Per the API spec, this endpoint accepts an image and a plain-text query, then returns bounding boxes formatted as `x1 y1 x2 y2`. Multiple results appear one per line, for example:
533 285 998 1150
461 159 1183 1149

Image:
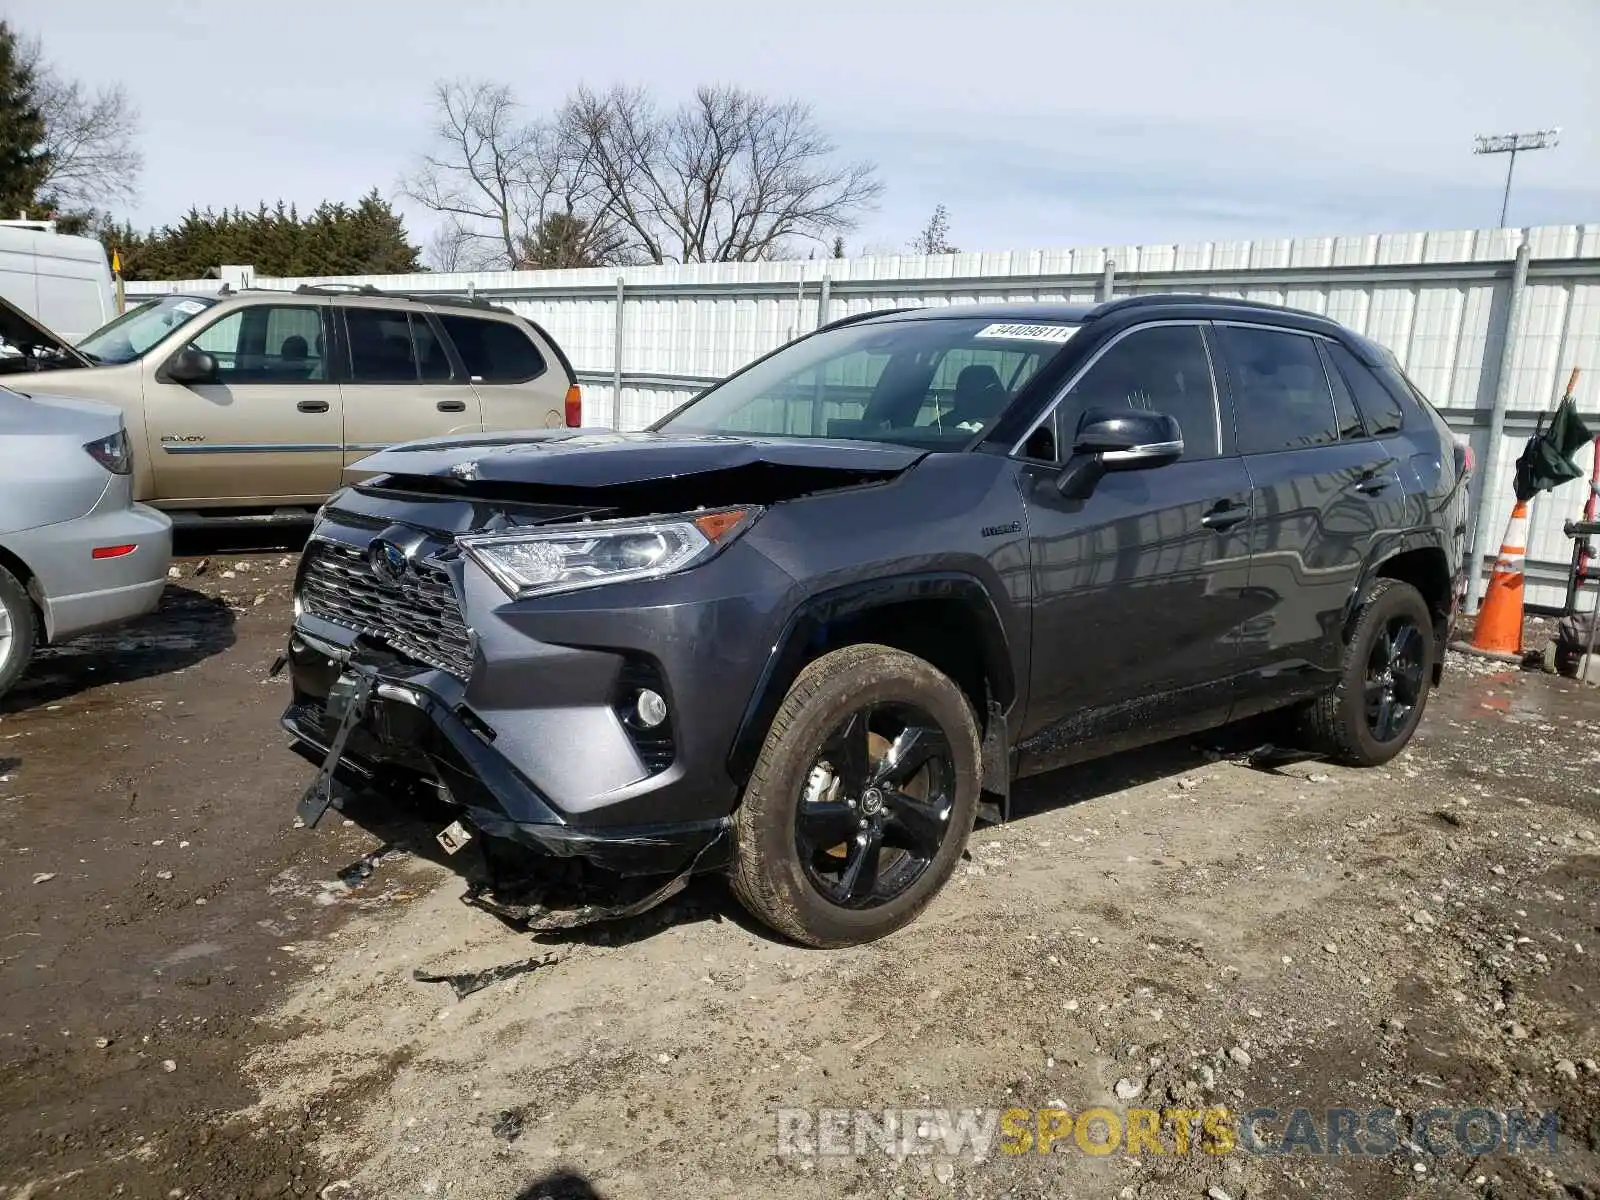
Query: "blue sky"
12 0 1598 256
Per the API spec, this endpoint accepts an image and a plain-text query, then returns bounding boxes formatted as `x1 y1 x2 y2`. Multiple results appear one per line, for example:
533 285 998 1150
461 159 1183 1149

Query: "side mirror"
166 347 218 385
1074 408 1183 465
1056 407 1183 497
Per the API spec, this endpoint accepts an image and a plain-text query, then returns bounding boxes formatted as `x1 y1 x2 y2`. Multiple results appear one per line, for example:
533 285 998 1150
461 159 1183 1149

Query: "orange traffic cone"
1470 499 1530 658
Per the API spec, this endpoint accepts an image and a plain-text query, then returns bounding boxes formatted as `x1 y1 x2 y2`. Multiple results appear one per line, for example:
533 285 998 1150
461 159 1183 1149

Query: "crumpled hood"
348 429 927 489
0 294 94 368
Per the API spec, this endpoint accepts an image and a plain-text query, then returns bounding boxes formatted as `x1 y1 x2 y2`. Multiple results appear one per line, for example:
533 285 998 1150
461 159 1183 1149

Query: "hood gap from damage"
360 459 905 529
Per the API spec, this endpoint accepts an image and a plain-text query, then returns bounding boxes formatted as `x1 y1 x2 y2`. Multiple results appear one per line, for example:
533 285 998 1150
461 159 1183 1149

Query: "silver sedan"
0 386 173 699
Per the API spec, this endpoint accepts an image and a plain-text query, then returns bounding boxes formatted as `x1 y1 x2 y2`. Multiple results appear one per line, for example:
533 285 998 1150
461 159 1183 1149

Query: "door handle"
1354 461 1397 494
1354 457 1398 494
1201 502 1252 531
436 399 467 413
297 400 330 414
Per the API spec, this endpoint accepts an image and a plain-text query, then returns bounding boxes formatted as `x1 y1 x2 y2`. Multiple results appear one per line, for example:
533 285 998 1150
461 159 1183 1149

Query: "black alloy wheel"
1365 614 1427 742
794 702 957 909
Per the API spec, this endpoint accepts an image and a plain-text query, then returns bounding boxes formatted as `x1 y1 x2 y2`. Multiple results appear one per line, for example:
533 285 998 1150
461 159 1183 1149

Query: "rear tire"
729 644 981 948
0 565 38 702
1302 578 1435 766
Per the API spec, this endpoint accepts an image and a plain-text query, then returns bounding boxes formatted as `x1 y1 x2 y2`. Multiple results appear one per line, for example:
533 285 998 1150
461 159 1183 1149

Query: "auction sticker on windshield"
974 323 1078 342
173 300 207 315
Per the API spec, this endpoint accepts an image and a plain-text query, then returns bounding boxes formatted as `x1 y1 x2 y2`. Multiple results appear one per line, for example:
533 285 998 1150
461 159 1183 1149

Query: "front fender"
724 570 1017 790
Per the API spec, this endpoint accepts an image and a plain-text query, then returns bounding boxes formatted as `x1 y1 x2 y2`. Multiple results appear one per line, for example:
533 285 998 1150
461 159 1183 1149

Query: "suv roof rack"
1091 292 1330 321
290 283 506 313
291 282 369 294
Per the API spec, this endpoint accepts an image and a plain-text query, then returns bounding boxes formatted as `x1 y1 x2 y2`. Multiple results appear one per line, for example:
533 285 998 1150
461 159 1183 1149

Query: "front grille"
298 539 474 679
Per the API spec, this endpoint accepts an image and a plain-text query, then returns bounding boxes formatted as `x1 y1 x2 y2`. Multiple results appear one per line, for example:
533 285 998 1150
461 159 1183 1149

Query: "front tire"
0 565 38 702
729 644 981 948
1303 578 1435 766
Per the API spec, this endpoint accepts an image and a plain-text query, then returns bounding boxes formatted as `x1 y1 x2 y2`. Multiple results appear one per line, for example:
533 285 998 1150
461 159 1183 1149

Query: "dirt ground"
1 546 1597 1200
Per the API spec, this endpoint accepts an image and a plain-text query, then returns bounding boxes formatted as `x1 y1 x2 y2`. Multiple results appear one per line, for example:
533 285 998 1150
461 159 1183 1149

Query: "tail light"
1454 436 1474 479
564 383 582 428
84 429 132 475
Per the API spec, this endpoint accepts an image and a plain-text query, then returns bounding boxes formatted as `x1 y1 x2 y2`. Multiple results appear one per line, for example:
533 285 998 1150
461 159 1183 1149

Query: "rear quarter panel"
0 402 116 535
3 365 154 499
466 320 572 434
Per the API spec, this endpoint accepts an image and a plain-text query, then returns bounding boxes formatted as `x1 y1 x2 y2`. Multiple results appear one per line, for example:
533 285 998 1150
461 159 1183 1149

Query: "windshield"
653 317 1078 448
77 295 215 364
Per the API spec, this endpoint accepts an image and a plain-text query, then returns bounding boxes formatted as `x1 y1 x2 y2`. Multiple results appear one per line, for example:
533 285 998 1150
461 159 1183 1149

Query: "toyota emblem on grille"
368 540 409 589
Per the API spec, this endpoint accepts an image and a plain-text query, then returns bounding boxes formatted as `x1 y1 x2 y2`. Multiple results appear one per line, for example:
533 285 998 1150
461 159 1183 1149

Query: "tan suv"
0 285 580 522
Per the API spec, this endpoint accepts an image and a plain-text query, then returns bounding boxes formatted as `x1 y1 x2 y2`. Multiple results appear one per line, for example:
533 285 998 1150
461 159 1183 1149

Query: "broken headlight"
458 507 759 600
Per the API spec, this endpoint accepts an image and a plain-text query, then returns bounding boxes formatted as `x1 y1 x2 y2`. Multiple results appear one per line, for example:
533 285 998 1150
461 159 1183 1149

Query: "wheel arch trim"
1351 531 1458 685
725 571 1016 790
1350 531 1456 626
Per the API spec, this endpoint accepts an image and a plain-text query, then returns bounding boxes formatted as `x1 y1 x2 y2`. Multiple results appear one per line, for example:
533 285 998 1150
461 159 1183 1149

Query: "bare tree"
407 80 880 268
19 33 142 209
401 79 626 270
566 84 881 264
424 218 482 272
910 204 957 255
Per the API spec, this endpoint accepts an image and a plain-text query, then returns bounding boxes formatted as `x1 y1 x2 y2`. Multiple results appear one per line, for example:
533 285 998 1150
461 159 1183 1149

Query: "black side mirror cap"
1073 407 1183 468
166 347 218 385
1055 407 1184 498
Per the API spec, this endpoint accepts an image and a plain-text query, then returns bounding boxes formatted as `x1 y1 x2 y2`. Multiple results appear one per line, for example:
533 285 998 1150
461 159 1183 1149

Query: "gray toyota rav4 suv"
283 294 1470 946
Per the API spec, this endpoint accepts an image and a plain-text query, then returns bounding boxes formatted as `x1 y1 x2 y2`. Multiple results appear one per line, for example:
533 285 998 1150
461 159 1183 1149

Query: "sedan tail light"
84 429 133 475
1453 435 1474 479
564 383 582 428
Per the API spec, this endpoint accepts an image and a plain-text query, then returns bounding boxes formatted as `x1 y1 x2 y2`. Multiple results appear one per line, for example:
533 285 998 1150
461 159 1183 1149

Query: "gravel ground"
1 548 1596 1200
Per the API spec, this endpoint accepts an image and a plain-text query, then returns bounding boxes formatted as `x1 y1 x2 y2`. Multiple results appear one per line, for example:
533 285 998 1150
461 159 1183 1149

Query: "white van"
0 221 117 343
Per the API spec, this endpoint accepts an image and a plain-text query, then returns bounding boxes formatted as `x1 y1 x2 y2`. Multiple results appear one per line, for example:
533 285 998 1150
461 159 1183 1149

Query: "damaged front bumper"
280 630 731 878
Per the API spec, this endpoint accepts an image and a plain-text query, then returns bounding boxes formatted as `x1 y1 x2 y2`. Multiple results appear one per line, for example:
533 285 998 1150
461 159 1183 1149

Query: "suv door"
338 305 483 462
1015 322 1256 771
142 301 343 503
434 312 567 431
1212 322 1411 715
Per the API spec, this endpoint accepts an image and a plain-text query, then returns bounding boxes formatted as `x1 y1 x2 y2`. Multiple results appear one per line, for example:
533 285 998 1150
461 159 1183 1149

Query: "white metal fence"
128 223 1600 609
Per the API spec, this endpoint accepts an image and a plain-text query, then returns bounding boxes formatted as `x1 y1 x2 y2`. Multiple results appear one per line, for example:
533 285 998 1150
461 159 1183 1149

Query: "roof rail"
291 283 504 312
1092 292 1331 320
815 306 914 334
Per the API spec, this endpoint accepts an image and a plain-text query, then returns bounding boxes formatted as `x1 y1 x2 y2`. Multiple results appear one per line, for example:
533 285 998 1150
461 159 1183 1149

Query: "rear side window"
1217 326 1338 454
345 308 443 383
438 315 546 383
1316 341 1367 440
1062 324 1221 459
411 316 453 382
1326 342 1404 435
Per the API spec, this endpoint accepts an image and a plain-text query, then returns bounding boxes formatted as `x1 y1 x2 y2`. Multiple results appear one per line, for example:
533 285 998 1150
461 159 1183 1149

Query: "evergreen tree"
100 191 423 281
0 22 50 217
517 212 608 269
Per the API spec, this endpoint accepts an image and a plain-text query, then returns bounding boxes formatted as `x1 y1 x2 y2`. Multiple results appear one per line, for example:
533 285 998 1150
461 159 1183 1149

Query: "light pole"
1473 129 1560 227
